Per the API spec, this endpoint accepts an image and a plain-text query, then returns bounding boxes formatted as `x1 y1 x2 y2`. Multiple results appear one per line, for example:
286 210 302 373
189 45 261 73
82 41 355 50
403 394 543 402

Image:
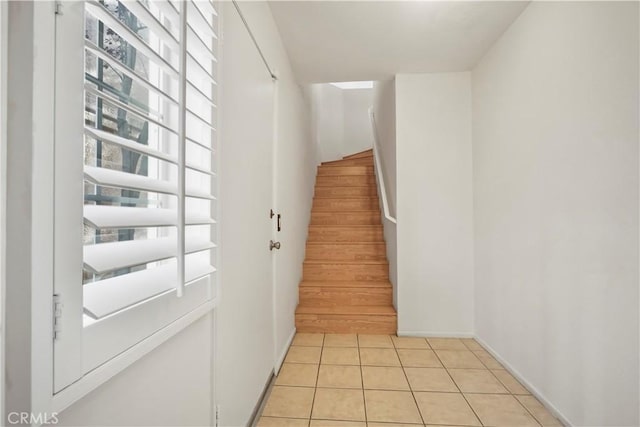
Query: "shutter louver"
83 0 217 319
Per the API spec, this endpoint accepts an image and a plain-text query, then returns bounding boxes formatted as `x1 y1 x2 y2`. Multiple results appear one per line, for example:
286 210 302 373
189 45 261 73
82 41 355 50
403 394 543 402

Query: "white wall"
312 84 373 162
343 88 374 156
372 79 397 306
472 2 639 426
396 72 474 336
314 83 344 162
373 80 396 214
54 316 213 426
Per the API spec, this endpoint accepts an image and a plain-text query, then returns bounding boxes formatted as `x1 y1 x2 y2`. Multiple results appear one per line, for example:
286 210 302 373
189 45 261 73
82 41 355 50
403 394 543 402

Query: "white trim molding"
397 331 474 338
274 327 296 376
52 300 216 414
473 335 574 427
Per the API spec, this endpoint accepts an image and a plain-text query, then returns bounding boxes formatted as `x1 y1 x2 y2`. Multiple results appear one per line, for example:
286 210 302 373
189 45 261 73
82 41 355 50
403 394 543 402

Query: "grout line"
393 336 427 426
432 347 486 427
356 334 368 425
308 343 323 423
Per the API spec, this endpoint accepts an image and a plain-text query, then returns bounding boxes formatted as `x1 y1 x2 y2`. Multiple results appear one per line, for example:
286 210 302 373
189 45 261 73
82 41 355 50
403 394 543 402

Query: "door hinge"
54 1 63 16
214 405 220 427
53 294 63 341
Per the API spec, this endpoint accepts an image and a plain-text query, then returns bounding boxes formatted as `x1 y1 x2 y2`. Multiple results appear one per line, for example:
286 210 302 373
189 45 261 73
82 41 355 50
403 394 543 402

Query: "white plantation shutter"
53 0 218 391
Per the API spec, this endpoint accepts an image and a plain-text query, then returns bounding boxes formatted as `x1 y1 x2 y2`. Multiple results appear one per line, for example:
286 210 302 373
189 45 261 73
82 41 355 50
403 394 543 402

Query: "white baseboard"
274 327 296 375
473 335 573 427
397 330 474 338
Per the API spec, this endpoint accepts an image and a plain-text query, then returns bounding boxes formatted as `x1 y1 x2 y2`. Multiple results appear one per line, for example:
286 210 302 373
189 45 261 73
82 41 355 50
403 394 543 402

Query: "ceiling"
268 1 529 83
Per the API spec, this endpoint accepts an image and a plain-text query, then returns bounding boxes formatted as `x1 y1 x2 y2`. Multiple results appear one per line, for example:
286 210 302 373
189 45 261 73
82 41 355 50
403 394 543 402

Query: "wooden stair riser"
322 159 373 167
300 287 392 306
343 149 374 160
303 263 389 281
295 313 396 334
317 166 374 176
315 186 377 198
313 198 379 210
300 280 392 288
306 243 386 261
297 148 396 334
315 175 377 186
310 211 381 226
307 227 383 243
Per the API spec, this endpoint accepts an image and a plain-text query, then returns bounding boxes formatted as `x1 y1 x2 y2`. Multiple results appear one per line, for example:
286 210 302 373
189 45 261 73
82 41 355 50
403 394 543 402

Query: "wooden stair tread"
297 148 396 334
314 195 378 199
315 185 376 187
304 259 388 264
296 304 396 315
321 161 373 167
300 280 392 288
311 208 380 215
343 149 373 159
309 224 382 228
306 241 385 245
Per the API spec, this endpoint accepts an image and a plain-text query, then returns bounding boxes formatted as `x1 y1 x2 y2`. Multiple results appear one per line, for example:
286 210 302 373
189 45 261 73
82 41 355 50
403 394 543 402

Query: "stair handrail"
368 107 397 224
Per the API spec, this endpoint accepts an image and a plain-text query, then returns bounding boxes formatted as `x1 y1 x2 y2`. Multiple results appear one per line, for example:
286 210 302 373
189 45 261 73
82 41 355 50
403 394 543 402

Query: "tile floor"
257 334 563 427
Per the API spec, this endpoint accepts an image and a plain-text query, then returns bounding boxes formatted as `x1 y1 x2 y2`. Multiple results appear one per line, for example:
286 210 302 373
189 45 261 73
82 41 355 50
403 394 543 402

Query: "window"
53 0 218 392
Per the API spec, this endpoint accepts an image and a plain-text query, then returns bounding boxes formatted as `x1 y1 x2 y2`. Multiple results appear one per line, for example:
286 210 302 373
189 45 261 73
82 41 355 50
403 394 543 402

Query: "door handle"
270 240 281 251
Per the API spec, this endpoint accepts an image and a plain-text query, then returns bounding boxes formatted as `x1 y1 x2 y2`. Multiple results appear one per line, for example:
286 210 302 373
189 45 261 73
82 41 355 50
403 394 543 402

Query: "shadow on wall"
309 81 374 163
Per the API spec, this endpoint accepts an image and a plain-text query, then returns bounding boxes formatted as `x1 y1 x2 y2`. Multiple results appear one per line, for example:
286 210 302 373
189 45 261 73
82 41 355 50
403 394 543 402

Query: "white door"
217 3 276 426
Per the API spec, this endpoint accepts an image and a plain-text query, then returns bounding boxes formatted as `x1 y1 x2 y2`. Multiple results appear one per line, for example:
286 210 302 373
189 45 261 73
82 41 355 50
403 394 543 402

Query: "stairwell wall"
472 2 639 425
372 79 398 306
395 72 474 336
311 84 374 163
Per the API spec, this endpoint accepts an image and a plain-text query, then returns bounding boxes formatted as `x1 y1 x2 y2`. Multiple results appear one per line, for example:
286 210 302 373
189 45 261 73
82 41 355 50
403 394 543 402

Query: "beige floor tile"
312 388 366 421
465 393 539 426
358 334 394 348
448 369 509 394
370 424 425 427
293 333 325 347
360 348 401 366
404 367 458 392
516 395 563 426
391 336 430 349
262 386 315 419
317 365 362 389
473 350 503 369
258 417 309 427
364 390 423 424
286 346 322 364
324 334 358 348
427 338 467 350
310 420 365 427
461 338 484 351
361 366 409 390
414 392 480 426
321 347 361 365
276 363 319 387
397 349 442 368
491 369 531 395
435 350 484 369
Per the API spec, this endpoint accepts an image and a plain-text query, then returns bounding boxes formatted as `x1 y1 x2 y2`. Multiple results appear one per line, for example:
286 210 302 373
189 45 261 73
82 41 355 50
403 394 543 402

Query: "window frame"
22 0 220 416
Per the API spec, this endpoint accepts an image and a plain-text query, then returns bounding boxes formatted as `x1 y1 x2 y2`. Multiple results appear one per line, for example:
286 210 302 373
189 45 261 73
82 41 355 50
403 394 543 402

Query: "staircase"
295 149 397 334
